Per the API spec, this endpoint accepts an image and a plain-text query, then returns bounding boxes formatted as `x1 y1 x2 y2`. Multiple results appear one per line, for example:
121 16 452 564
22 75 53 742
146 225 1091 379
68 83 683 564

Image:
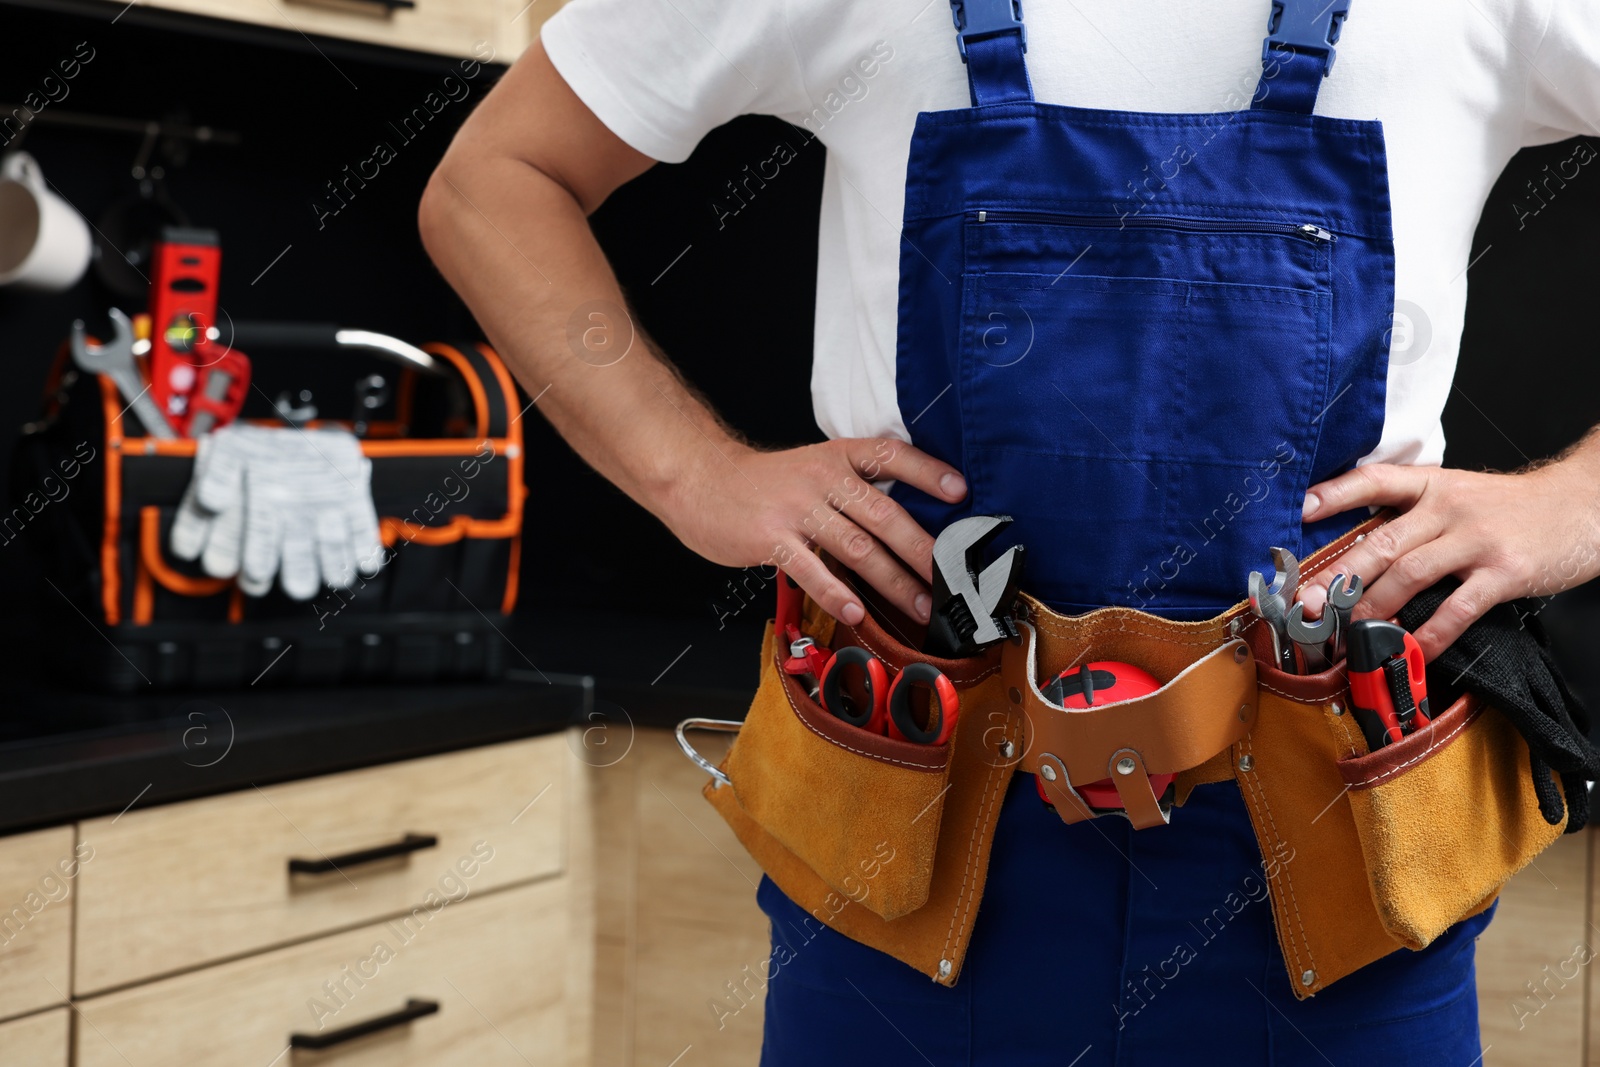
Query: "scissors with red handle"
819 647 960 746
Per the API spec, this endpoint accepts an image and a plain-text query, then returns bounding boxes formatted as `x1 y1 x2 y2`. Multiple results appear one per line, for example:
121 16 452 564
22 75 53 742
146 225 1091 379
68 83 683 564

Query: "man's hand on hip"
659 437 967 627
1298 441 1600 660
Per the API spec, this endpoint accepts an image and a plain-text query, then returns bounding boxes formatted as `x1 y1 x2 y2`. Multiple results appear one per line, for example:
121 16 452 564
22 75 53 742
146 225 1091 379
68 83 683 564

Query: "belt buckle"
1262 0 1350 77
950 0 1026 62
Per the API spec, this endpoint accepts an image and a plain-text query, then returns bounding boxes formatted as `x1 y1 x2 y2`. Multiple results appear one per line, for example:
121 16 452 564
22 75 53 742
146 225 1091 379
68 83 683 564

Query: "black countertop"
0 608 767 835
12 587 1597 838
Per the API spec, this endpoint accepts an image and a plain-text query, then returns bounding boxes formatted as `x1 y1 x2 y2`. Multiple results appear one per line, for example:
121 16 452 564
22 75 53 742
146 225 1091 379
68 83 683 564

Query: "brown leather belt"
815 511 1394 831
1014 628 1257 828
697 509 1565 997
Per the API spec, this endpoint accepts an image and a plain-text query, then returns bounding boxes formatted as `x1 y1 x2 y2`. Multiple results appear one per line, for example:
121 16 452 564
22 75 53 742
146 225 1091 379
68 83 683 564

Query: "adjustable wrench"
1285 601 1335 673
1247 547 1300 672
925 514 1026 658
71 309 177 439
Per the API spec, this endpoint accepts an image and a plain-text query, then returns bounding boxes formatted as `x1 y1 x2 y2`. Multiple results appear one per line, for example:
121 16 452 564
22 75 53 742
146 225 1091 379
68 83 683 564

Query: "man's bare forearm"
420 44 966 622
418 52 741 529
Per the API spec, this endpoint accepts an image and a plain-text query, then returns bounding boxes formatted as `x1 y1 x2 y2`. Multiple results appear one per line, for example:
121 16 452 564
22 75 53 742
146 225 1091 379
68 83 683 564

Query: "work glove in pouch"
170 424 385 600
1399 577 1600 832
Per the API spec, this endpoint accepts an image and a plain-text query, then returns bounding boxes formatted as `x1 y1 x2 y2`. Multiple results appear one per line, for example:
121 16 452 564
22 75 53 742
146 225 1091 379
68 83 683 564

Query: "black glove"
1397 577 1599 833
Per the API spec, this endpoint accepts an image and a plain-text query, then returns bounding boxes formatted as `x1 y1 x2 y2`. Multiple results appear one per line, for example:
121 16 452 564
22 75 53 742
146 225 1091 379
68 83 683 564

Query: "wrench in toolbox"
71 309 176 440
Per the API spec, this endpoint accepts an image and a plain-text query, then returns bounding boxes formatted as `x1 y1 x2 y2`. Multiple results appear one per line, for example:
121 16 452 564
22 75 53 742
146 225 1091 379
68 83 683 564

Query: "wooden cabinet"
7 722 1596 1064
0 732 577 1065
0 826 78 1021
0 1007 70 1066
75 879 566 1066
570 728 768 1067
75 735 565 995
1476 831 1592 1065
131 0 563 62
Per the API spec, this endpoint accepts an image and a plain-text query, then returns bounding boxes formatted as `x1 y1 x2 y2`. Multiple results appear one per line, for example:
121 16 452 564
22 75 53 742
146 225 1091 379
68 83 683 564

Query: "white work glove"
171 424 385 600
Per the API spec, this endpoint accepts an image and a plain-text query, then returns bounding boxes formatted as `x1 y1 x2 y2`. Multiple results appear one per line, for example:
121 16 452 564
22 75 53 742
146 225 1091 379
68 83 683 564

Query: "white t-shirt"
542 0 1600 467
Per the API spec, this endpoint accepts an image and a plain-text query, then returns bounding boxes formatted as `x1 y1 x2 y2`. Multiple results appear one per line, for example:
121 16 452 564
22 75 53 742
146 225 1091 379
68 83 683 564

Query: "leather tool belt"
683 512 1569 998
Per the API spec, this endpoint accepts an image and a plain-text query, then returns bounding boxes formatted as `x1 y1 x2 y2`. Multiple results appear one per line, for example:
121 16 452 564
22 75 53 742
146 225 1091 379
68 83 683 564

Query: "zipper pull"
1298 224 1335 242
977 210 987 223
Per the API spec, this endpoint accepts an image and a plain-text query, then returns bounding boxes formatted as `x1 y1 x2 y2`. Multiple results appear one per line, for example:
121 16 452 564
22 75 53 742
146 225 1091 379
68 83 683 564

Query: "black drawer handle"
291 0 417 11
288 832 438 875
290 998 439 1049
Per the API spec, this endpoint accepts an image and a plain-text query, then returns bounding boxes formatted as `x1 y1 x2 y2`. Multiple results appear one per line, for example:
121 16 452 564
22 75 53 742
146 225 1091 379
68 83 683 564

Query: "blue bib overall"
758 3 1492 1062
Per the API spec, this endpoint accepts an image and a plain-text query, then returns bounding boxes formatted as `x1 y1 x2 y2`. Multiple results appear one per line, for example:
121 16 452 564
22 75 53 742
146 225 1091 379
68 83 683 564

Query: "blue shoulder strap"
1253 0 1350 114
949 0 1348 114
950 0 1032 107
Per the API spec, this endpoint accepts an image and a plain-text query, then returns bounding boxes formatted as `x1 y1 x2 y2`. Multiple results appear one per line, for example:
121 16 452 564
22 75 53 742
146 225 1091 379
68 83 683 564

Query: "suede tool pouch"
1337 693 1564 950
703 586 1017 987
1233 511 1564 999
720 622 961 922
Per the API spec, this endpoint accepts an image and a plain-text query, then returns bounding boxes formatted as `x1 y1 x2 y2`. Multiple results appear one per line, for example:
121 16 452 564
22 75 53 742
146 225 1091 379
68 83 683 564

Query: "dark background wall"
0 2 1596 695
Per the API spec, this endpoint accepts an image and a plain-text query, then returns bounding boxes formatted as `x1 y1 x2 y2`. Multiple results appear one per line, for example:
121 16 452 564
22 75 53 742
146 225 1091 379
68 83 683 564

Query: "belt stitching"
1348 705 1482 789
942 712 1019 966
1236 733 1317 980
776 667 950 771
851 629 1001 687
1256 678 1345 703
1329 700 1362 757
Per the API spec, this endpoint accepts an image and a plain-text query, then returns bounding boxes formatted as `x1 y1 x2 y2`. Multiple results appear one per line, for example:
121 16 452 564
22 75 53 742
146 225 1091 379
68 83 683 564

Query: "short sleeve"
540 0 811 163
1523 1 1600 142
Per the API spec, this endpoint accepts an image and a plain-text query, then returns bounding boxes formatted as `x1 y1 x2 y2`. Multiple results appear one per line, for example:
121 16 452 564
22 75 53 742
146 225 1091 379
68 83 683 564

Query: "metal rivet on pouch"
1228 617 1242 638
1115 757 1136 776
999 740 1016 759
1234 644 1249 663
1238 755 1255 772
938 959 952 978
1301 970 1316 987
1330 702 1344 716
1041 764 1058 781
1239 705 1249 722
1008 687 1022 705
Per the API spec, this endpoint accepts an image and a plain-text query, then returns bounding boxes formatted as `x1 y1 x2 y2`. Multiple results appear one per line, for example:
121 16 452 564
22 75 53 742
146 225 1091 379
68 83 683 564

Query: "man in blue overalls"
421 1 1600 1061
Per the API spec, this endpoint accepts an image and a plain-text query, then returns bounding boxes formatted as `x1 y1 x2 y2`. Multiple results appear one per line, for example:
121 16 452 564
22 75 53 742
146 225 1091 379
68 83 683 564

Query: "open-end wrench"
1325 573 1364 661
71 308 176 440
1248 547 1300 672
1285 601 1335 673
925 514 1026 658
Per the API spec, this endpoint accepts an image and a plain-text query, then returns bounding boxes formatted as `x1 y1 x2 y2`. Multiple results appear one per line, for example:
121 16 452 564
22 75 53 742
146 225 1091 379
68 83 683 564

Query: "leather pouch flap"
1338 694 1564 950
722 624 956 921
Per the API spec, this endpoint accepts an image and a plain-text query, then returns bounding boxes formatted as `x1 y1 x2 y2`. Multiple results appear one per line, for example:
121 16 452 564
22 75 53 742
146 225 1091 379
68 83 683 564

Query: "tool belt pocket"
715 623 961 922
1240 626 1565 999
1336 692 1564 950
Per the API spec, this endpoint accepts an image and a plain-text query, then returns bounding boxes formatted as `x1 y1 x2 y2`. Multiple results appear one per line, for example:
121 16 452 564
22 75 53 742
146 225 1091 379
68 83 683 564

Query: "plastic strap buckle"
1262 0 1350 77
950 0 1025 62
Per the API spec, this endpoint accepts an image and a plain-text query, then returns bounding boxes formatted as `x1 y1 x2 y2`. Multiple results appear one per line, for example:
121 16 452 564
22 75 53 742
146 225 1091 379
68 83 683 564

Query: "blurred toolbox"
12 318 528 693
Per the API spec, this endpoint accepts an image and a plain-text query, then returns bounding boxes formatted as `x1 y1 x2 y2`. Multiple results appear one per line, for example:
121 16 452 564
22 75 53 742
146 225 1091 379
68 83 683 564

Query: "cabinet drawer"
137 0 553 62
76 735 565 994
0 1007 70 1066
0 826 79 1021
75 879 565 1066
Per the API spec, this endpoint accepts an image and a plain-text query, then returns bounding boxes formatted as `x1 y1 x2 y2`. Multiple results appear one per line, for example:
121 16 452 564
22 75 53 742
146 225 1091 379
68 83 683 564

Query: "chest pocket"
957 213 1335 614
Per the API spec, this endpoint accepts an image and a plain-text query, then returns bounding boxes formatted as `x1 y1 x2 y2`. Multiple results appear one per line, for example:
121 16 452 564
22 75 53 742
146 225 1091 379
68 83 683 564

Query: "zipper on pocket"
973 210 1335 243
